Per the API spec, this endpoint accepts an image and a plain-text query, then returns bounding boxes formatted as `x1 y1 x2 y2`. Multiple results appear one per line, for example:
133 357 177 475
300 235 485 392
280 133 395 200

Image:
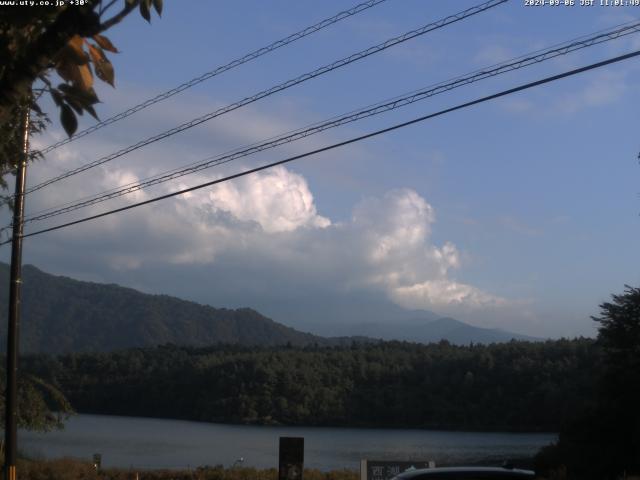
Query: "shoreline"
61 411 559 436
20 413 553 472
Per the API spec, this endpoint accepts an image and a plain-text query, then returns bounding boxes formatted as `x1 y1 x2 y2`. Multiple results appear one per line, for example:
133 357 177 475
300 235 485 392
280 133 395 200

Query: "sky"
2 0 639 338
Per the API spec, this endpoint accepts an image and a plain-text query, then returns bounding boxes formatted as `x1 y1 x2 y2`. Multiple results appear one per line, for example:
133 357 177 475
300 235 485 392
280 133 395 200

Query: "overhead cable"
25 0 508 195
3 49 638 245
21 20 640 224
37 0 391 155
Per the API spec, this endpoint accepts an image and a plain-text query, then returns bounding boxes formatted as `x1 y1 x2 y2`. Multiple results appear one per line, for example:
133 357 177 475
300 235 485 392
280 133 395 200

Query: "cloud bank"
20 160 508 319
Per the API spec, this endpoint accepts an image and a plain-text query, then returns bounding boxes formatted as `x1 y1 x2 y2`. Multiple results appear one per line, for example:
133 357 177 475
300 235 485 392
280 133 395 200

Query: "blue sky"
2 0 639 338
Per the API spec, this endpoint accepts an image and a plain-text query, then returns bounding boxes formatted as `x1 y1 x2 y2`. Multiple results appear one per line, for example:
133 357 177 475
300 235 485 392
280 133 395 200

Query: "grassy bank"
15 457 541 479
16 458 359 480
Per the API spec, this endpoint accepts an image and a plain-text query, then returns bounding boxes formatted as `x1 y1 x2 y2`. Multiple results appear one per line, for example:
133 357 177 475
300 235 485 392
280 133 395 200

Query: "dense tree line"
535 286 640 479
23 338 597 432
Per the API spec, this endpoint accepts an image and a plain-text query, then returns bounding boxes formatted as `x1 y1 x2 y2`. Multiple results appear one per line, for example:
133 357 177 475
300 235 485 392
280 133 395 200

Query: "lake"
20 414 556 471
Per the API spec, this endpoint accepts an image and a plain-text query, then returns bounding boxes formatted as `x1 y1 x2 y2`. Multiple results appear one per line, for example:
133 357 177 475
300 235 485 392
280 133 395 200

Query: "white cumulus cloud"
14 163 511 323
203 166 330 233
170 166 329 234
345 189 505 309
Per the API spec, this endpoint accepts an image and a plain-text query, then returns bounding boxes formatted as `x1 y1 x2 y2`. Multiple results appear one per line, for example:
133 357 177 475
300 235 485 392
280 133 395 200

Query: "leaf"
152 0 162 16
140 0 151 22
87 43 106 65
58 84 99 106
63 95 84 115
85 105 99 121
54 45 88 68
93 55 115 87
50 89 63 107
60 103 78 137
76 63 94 90
68 35 85 56
87 44 115 87
93 34 118 53
82 87 100 105
55 35 90 65
58 83 102 118
55 60 76 84
56 59 93 91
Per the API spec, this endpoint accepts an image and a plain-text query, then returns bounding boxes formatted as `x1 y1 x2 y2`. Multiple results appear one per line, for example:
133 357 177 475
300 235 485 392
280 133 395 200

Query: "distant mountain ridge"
0 263 332 353
254 291 539 344
348 316 540 344
0 263 538 353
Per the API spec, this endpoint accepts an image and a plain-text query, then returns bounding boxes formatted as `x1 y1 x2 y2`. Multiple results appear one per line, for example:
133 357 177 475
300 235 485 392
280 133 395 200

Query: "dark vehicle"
392 466 535 480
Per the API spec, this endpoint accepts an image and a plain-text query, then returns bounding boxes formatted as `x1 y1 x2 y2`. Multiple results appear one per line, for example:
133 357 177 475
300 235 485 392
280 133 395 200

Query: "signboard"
279 437 304 480
360 460 436 480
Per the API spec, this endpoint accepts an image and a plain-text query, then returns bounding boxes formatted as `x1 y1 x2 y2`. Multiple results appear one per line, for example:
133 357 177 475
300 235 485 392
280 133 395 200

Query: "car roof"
393 466 535 479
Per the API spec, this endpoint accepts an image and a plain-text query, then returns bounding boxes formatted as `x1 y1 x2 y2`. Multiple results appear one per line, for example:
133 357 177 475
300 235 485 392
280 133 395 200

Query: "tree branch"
99 1 139 32
99 0 119 17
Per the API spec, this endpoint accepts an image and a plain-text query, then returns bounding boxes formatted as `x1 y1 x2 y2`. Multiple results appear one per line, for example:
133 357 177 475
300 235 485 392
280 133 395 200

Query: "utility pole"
4 105 30 480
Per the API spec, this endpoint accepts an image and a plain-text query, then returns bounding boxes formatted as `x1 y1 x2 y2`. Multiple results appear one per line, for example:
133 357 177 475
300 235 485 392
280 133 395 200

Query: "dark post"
4 106 30 480
278 437 304 480
93 453 102 473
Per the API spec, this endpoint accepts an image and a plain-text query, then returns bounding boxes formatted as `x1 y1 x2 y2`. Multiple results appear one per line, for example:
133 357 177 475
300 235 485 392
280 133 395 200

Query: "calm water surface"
21 414 556 471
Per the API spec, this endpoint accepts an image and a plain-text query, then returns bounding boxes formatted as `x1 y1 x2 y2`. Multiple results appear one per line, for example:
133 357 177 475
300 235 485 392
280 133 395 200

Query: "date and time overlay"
525 0 640 6
2 0 640 8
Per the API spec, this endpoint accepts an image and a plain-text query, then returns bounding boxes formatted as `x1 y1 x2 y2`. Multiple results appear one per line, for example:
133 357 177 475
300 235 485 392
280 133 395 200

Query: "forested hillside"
0 264 331 352
24 338 597 432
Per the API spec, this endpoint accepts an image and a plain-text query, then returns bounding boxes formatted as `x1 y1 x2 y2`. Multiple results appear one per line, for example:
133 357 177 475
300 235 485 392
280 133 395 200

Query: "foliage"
593 285 640 376
0 0 161 195
535 286 640 479
0 367 73 432
23 338 597 433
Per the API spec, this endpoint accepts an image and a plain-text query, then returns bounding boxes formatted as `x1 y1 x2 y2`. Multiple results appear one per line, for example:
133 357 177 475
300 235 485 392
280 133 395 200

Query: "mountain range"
0 263 538 353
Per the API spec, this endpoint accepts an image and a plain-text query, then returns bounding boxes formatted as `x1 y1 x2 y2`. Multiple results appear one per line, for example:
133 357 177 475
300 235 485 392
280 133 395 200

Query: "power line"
25 0 508 195
20 20 640 225
24 19 640 221
36 0 390 155
4 48 638 246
